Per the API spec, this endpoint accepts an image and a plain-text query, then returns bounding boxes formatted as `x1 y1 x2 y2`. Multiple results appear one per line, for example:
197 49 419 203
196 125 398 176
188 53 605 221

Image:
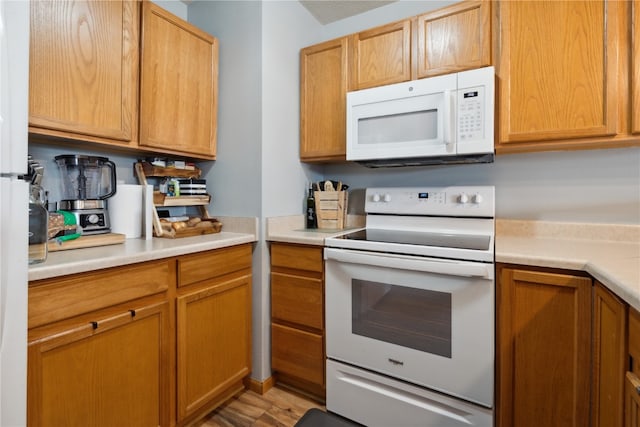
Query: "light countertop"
267 216 640 312
29 216 258 282
496 220 640 312
266 215 365 246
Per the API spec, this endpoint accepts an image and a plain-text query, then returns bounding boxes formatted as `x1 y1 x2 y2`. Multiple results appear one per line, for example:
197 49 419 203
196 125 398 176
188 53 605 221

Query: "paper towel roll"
109 184 143 238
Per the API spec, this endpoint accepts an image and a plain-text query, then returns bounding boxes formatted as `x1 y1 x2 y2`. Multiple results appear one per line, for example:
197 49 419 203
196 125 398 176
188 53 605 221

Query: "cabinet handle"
90 321 98 330
129 309 136 318
628 372 640 395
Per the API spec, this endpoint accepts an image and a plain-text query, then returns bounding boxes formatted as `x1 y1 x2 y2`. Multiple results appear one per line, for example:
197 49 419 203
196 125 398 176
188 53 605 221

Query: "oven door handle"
325 248 494 279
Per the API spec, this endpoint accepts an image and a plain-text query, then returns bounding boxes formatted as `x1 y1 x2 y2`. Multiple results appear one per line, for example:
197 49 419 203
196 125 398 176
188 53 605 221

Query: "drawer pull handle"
90 321 98 330
129 309 136 318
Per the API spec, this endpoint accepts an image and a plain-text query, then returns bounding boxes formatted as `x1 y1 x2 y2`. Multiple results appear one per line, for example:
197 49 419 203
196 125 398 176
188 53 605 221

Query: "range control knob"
372 193 381 202
472 193 483 204
383 193 392 202
87 214 100 224
458 193 469 204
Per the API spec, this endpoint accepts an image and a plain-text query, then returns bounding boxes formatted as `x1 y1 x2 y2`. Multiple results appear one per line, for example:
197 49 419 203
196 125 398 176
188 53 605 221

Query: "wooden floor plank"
194 386 325 427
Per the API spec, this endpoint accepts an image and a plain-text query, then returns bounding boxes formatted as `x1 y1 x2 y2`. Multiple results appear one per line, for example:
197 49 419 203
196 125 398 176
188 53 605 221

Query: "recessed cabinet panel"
496 0 619 144
497 266 591 427
351 20 413 90
300 37 349 162
29 0 139 144
417 0 490 78
28 301 169 427
140 2 218 158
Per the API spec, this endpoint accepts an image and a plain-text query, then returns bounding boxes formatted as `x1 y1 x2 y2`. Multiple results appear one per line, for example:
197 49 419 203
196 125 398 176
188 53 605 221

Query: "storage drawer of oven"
271 272 323 331
271 323 324 386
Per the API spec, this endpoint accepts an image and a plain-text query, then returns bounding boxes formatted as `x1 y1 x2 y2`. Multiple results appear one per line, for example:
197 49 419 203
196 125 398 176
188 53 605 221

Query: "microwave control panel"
457 87 485 142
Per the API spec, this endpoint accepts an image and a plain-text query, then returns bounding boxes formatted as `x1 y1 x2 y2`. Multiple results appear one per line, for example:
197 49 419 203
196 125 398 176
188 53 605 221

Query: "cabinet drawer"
29 259 173 328
271 243 323 273
271 323 324 386
177 244 251 287
271 272 323 331
630 308 640 376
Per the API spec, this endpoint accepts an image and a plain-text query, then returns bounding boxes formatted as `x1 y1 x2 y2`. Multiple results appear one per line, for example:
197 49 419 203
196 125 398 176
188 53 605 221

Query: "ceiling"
299 1 397 24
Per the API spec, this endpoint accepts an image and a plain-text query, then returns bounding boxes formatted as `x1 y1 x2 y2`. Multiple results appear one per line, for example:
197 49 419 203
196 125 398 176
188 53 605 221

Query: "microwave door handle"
325 248 493 279
443 90 456 153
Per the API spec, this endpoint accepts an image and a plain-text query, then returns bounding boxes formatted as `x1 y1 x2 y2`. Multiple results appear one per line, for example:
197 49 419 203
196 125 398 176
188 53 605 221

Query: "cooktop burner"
337 229 492 251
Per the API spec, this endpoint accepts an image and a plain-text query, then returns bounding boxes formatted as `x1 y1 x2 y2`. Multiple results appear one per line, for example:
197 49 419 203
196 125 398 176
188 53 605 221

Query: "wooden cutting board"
48 233 126 252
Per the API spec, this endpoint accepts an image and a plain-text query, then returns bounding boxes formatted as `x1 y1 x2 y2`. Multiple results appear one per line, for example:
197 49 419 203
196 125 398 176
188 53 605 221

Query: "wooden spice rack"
134 162 221 238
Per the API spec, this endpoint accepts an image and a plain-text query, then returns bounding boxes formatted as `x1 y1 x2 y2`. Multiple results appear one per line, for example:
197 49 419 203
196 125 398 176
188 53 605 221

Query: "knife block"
314 190 348 229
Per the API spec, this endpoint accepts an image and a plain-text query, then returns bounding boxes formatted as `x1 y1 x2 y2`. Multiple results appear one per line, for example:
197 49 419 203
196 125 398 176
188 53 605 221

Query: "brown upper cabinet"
300 37 349 162
139 2 218 159
350 19 414 90
416 0 491 78
29 0 140 147
29 0 219 160
632 1 640 135
494 0 638 153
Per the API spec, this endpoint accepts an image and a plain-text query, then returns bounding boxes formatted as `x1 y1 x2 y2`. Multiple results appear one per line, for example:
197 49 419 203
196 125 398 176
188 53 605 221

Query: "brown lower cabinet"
269 242 325 401
627 308 640 427
28 243 253 427
497 264 629 427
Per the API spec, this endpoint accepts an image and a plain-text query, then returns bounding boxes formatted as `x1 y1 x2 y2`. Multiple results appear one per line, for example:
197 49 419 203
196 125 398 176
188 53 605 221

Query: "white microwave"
346 66 495 167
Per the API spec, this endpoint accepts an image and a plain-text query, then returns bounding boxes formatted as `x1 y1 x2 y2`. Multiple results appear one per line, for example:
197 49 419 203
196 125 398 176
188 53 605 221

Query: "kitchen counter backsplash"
28 216 258 282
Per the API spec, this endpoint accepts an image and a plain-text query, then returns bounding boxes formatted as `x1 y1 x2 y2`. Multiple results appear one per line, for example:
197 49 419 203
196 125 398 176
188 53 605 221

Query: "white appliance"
324 186 495 426
0 1 29 425
347 67 495 167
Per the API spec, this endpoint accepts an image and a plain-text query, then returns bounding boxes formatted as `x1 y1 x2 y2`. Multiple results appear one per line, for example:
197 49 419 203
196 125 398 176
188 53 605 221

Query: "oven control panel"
365 186 495 217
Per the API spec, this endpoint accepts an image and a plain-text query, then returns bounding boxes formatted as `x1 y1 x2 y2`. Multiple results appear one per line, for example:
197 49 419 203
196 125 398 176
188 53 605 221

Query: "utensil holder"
314 190 348 229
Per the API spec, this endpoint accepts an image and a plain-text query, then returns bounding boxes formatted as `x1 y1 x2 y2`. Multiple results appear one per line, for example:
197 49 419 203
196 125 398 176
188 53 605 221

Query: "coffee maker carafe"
55 155 117 235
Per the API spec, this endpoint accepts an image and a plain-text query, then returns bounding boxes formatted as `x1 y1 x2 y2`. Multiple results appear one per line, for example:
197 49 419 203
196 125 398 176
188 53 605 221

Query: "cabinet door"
496 0 621 146
350 19 413 90
632 1 640 135
627 372 640 427
497 266 591 427
416 0 490 78
176 274 251 421
140 2 218 159
29 0 139 145
300 37 349 162
592 282 626 427
27 301 170 427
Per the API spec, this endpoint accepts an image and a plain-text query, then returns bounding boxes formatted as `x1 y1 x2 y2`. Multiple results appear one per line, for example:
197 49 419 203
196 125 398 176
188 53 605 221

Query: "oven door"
325 247 494 407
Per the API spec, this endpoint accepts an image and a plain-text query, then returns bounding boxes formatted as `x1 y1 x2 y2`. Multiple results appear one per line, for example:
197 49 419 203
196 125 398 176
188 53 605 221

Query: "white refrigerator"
0 1 29 426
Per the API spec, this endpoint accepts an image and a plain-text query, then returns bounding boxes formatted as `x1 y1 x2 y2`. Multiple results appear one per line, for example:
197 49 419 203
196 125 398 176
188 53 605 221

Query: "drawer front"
271 323 324 386
178 244 252 287
271 272 323 331
29 259 173 328
271 243 323 273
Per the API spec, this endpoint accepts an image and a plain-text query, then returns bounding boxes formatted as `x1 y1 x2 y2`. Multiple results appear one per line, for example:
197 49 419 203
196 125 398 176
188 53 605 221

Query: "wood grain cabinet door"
416 0 490 78
176 274 252 422
27 301 170 427
625 372 640 427
495 0 622 147
592 282 627 427
140 1 218 159
496 266 592 427
29 0 139 145
300 37 349 162
632 1 640 135
350 19 413 90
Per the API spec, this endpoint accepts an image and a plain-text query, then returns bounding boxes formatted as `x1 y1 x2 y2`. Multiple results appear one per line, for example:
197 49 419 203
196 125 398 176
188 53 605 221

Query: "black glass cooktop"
337 229 491 251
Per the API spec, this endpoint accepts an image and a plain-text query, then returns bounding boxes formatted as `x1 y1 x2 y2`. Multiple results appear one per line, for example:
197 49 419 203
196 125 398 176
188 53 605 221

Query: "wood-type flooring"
194 386 325 427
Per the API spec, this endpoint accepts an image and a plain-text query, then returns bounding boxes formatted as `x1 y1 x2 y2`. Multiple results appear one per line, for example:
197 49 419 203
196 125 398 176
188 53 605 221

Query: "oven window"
352 279 452 358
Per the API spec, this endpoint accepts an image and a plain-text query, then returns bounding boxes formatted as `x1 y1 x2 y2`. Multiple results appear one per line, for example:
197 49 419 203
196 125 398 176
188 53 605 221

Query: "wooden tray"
155 219 222 239
48 233 126 252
